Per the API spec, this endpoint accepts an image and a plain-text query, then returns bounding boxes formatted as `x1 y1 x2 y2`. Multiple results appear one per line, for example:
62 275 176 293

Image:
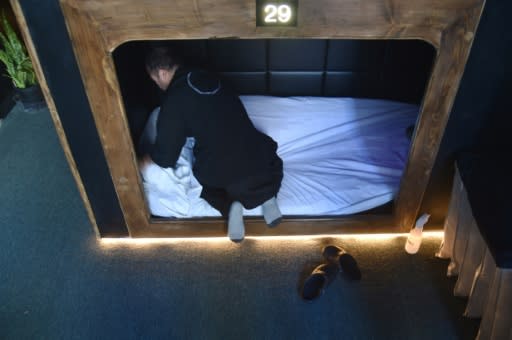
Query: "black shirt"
150 67 280 188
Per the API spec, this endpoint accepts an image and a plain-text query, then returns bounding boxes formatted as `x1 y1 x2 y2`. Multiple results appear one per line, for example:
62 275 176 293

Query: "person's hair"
145 45 182 73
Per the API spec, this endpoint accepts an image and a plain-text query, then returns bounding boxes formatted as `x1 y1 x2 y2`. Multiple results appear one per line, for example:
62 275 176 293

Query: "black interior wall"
17 0 128 237
14 0 507 235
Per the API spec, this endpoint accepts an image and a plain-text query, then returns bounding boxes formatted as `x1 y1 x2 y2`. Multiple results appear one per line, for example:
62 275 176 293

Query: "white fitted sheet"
140 96 419 218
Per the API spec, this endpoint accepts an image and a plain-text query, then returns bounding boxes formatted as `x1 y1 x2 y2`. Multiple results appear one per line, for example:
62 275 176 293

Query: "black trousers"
200 156 283 218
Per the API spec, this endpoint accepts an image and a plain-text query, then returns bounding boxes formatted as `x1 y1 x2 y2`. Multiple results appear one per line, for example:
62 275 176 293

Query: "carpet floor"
0 104 480 339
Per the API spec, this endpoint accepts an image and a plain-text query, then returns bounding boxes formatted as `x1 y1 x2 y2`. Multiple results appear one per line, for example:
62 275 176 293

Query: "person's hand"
138 154 153 173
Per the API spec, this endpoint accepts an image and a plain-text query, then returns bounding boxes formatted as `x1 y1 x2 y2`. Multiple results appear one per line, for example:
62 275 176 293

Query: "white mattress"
140 96 418 218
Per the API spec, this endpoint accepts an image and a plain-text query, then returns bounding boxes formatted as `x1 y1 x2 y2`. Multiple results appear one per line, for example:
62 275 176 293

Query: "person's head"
145 45 182 91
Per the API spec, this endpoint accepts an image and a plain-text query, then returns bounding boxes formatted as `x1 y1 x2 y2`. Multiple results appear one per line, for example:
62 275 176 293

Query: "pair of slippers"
301 245 362 301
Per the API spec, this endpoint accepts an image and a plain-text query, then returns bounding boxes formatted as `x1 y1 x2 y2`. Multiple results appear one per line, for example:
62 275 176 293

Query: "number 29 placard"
256 0 298 27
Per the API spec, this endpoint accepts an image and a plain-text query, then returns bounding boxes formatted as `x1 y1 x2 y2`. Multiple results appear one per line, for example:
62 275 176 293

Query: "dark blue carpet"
0 105 480 339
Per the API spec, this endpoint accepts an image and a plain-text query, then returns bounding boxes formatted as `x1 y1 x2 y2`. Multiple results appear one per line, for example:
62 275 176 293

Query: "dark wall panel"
326 40 386 71
115 39 434 107
19 0 128 237
268 39 326 71
208 39 267 71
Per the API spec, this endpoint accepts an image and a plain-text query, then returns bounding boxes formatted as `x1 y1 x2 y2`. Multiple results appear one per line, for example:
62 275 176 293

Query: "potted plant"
0 12 45 112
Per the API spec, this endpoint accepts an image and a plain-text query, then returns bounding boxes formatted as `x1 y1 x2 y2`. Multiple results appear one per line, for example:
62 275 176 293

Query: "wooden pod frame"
17 0 487 237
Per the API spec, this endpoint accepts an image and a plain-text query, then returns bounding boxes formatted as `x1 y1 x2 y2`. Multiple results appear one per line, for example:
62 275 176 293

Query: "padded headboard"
114 39 434 146
114 39 435 110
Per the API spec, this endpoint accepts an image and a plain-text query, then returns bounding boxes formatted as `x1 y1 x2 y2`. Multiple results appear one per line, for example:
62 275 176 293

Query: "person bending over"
139 45 283 242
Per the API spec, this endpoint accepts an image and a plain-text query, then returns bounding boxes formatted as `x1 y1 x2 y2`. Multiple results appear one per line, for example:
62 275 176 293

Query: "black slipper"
322 245 362 280
300 262 339 301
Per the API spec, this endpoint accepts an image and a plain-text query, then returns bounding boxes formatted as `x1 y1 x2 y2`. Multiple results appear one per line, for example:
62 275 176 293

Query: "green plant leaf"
0 11 37 88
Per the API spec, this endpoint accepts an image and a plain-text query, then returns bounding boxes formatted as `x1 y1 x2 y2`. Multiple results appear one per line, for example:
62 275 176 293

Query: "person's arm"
149 95 187 168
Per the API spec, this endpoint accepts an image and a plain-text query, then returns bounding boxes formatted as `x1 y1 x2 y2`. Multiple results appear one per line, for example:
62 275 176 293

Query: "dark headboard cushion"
113 38 435 141
269 72 323 96
219 72 267 94
324 72 377 98
208 40 266 71
268 40 326 70
325 40 386 97
114 38 434 100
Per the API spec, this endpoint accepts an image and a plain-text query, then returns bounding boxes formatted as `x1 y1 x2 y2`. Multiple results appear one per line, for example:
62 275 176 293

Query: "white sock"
228 201 245 242
262 197 282 227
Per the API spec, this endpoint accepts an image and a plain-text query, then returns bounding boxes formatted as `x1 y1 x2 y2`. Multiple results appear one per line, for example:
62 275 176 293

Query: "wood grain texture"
395 7 484 231
61 0 484 50
59 2 150 235
141 215 398 238
56 0 484 237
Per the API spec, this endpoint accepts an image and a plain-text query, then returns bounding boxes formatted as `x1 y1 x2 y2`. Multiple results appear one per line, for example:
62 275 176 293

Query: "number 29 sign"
256 0 298 27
